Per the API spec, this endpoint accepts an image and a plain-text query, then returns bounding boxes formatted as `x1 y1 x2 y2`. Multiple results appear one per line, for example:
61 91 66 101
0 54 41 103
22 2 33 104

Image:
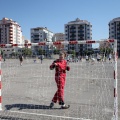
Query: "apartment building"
109 17 120 56
0 17 23 57
64 18 92 55
53 33 65 50
31 27 54 55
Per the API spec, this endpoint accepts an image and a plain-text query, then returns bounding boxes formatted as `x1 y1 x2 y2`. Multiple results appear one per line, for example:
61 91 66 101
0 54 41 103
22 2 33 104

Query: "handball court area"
0 57 120 120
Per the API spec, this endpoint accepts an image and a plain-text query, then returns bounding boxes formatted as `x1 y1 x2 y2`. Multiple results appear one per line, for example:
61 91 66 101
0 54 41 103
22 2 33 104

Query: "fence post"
113 39 118 120
0 48 2 110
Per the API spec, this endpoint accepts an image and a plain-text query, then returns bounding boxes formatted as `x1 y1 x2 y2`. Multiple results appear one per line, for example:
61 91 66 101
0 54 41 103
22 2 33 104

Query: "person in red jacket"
49 51 70 109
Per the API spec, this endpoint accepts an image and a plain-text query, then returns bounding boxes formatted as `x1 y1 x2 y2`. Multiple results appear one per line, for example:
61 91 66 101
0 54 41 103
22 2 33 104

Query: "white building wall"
31 27 54 55
0 18 23 57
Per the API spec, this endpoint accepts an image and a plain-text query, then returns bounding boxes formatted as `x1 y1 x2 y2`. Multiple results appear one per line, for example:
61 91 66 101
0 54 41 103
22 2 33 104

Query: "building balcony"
9 38 13 40
78 27 84 29
9 32 13 34
78 30 84 33
9 26 13 28
34 35 39 38
69 39 77 41
78 34 84 37
9 41 13 44
117 33 120 36
34 39 39 42
70 36 76 38
70 27 76 29
70 33 76 36
32 33 40 35
9 29 13 31
117 37 120 39
69 34 76 37
78 38 84 40
78 36 84 38
70 31 76 33
33 37 40 40
9 35 13 37
9 37 13 39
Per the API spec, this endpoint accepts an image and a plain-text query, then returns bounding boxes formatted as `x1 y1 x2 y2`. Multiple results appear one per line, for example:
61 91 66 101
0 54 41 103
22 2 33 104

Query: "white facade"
31 27 54 55
109 17 120 56
0 18 22 44
0 17 23 57
31 27 53 42
64 18 92 54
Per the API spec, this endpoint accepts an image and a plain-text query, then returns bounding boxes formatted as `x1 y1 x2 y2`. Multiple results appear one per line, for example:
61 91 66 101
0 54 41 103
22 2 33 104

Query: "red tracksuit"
50 59 70 105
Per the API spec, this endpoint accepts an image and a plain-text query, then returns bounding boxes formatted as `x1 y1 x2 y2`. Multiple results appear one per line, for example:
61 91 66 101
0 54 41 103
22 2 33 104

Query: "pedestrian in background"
19 54 23 66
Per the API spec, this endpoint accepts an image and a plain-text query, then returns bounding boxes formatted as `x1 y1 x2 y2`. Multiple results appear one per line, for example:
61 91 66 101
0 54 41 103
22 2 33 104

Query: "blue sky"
0 0 120 48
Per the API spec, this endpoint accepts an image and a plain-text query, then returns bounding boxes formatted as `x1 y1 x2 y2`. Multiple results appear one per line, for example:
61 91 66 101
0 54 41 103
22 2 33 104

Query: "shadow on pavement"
0 115 29 120
5 104 51 110
5 104 61 110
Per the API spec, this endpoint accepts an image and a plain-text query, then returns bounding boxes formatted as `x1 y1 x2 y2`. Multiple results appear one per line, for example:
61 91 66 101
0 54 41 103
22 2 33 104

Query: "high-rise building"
31 27 54 55
0 17 23 57
0 17 22 44
109 17 120 56
64 18 92 55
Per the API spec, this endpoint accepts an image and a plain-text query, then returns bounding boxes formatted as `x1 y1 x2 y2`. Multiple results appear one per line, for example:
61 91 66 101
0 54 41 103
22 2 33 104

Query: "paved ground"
0 57 120 120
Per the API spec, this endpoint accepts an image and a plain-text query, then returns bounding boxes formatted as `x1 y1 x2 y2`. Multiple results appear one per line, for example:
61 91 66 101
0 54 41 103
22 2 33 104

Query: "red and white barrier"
0 55 2 110
113 40 118 120
0 39 115 47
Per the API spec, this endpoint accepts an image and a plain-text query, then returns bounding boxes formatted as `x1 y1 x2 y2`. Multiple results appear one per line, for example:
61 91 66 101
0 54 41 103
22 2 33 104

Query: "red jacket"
50 59 70 76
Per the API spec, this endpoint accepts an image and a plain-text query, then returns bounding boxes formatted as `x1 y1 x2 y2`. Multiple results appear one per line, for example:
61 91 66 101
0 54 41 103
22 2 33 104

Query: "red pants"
52 74 66 104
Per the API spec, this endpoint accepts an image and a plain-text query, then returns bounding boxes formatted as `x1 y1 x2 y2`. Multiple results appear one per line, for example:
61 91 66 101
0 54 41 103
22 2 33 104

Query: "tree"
38 48 44 55
53 49 60 54
11 52 18 56
23 48 32 56
100 47 113 55
71 50 76 58
106 47 113 54
84 49 94 55
1 50 4 56
84 50 89 55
